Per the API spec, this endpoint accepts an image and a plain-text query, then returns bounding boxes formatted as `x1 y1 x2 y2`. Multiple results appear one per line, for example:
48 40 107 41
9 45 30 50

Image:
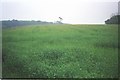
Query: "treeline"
1 19 62 28
105 15 120 24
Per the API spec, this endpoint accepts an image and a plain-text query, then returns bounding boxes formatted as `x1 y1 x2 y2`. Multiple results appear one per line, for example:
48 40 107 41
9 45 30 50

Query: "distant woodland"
1 14 119 28
105 15 120 24
1 19 63 28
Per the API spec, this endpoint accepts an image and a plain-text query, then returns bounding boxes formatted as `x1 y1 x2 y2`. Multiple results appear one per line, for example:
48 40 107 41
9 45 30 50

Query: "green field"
2 24 118 78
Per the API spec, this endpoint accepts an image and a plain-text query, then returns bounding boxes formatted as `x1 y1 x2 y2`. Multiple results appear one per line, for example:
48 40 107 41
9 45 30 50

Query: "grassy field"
2 24 118 78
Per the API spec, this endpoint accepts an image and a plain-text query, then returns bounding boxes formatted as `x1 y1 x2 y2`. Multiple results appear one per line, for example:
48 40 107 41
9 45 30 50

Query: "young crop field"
2 24 118 78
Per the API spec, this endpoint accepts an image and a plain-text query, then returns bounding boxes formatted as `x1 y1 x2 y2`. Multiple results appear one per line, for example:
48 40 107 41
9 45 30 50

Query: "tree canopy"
105 15 120 24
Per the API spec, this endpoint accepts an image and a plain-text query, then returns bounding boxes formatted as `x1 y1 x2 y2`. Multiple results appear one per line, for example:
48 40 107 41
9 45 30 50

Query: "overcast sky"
0 0 119 24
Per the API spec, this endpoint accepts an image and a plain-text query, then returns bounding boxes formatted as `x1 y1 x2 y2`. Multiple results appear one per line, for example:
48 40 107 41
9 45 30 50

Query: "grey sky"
1 0 119 24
